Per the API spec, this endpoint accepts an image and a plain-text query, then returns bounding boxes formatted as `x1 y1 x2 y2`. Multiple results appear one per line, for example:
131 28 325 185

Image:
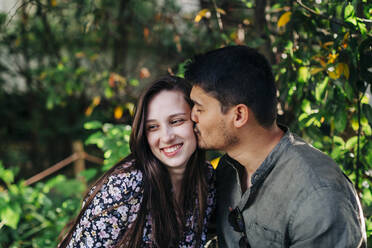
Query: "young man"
185 45 366 247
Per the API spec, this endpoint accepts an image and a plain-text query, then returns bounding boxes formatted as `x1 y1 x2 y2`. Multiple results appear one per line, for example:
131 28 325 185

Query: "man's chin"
197 141 211 150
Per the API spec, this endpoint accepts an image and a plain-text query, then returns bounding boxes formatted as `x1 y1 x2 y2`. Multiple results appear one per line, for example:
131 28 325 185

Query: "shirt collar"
222 125 292 209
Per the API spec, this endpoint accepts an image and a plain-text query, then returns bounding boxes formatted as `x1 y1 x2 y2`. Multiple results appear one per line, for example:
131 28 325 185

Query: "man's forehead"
190 85 210 101
191 85 221 104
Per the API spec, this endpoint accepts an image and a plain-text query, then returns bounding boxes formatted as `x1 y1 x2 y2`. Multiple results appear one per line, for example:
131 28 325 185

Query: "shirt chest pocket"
246 221 283 248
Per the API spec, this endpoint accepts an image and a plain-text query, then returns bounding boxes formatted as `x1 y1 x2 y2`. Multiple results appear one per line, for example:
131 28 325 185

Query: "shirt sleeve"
67 168 144 248
288 186 366 248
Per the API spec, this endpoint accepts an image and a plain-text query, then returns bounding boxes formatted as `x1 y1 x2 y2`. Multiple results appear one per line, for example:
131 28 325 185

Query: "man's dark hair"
184 45 277 128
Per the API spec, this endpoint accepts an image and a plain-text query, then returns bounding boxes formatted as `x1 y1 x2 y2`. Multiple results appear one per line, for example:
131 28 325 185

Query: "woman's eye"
171 119 185 125
147 124 158 131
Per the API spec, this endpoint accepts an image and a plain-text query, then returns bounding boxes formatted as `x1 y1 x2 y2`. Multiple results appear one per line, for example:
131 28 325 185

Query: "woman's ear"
232 104 249 128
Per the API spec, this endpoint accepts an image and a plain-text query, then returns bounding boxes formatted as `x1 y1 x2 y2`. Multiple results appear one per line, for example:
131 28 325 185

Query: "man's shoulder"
277 132 355 194
284 133 341 175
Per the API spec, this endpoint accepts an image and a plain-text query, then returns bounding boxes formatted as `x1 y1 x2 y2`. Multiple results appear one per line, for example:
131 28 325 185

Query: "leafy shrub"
84 120 132 171
0 162 86 248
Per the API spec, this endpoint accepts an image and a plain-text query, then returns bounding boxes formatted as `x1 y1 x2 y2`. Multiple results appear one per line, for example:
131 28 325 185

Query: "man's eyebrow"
192 99 202 106
169 113 186 118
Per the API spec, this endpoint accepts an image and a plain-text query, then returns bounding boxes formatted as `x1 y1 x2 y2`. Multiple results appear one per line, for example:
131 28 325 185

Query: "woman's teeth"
163 144 181 153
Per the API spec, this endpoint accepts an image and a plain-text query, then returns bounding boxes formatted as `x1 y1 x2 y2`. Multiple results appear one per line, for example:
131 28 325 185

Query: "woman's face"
146 90 197 173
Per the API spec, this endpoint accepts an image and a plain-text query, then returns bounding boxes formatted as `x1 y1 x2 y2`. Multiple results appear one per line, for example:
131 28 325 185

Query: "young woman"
58 76 216 248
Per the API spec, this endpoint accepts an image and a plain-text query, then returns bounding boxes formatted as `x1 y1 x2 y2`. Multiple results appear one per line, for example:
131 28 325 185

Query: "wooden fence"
25 140 103 186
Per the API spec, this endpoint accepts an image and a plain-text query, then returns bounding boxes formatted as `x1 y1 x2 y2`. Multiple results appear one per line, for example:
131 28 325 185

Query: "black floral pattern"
67 160 216 248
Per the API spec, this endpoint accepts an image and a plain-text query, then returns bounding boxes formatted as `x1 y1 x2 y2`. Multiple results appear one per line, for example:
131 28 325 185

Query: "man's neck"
227 123 284 191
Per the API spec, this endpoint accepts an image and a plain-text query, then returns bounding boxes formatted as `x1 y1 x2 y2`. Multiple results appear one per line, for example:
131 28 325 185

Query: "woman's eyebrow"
146 113 187 123
146 119 157 123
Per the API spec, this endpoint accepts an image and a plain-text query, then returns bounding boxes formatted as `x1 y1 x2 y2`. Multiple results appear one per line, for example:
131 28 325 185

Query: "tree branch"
295 0 349 28
358 18 372 23
211 0 223 30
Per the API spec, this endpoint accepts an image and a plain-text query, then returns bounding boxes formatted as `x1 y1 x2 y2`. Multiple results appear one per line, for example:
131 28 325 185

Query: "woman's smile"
161 143 183 157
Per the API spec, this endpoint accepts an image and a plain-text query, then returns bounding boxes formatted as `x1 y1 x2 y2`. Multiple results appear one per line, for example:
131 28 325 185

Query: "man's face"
190 86 238 151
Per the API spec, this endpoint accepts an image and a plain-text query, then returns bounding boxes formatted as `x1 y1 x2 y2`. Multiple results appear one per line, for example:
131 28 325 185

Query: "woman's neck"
168 167 185 203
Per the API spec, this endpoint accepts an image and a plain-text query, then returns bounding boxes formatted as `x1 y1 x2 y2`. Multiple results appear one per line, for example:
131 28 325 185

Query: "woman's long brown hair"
58 76 208 247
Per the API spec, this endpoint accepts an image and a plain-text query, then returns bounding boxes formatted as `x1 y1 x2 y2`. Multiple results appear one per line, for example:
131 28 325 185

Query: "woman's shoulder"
105 159 144 191
84 159 144 214
67 159 144 247
85 159 143 201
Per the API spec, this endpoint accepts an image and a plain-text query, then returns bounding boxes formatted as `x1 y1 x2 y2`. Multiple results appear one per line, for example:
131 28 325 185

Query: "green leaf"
315 77 329 101
298 112 309 121
333 136 345 146
362 188 372 205
313 141 323 149
85 132 104 148
305 116 315 127
363 104 372 126
288 83 296 97
176 60 189 77
335 109 347 132
351 116 359 131
344 4 355 19
357 22 367 35
331 146 343 160
84 121 103 130
345 136 358 150
346 16 357 26
270 3 282 11
0 166 14 185
344 81 354 102
285 41 294 57
104 150 112 159
301 100 312 114
104 87 113 98
363 123 371 136
365 142 372 166
298 67 310 83
0 204 21 229
344 4 357 26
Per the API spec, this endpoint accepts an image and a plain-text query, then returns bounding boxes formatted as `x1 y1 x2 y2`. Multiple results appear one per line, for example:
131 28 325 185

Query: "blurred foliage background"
0 0 371 247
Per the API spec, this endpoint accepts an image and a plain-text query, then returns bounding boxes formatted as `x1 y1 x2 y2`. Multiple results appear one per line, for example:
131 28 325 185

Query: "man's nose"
191 107 198 123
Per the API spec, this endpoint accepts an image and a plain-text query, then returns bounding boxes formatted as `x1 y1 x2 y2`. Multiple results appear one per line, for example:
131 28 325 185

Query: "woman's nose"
161 126 175 143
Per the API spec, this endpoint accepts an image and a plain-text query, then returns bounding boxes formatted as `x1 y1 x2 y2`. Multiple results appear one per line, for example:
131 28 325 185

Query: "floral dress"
67 160 216 248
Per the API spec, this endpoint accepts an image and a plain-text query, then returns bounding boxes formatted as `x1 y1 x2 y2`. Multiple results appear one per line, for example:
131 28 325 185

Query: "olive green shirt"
216 127 366 247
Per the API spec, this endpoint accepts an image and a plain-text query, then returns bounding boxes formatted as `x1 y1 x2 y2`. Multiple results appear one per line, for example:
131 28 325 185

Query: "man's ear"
232 104 249 128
